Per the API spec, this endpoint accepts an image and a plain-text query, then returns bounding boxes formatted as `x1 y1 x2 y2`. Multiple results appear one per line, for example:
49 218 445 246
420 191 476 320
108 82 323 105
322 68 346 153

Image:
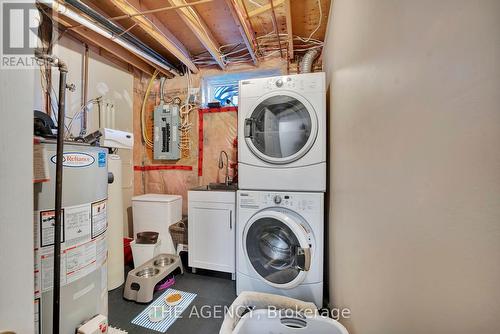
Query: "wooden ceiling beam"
108 0 214 21
108 0 198 73
168 0 225 69
51 15 160 76
283 0 293 59
224 0 258 65
247 0 285 18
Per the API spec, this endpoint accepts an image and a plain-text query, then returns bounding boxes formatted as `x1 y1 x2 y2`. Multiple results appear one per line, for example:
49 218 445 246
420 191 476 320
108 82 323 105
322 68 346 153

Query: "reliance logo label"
51 152 95 168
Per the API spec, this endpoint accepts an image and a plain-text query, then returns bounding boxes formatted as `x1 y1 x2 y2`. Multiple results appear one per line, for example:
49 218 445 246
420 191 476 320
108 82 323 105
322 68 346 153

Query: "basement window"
201 69 282 107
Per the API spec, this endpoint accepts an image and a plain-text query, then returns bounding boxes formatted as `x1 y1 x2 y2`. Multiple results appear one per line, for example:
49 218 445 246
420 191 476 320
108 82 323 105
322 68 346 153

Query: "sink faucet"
218 150 231 186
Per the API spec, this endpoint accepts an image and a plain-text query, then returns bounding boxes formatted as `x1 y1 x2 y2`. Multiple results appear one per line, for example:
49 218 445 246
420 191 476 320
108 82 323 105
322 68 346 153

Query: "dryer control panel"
239 73 325 98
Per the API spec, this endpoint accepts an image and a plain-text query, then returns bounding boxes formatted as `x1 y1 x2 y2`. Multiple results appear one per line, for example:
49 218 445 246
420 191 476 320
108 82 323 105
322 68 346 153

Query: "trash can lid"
132 194 182 203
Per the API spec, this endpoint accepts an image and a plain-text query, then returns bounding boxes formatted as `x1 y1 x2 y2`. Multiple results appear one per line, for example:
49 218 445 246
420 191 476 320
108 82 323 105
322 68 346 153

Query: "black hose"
52 62 68 334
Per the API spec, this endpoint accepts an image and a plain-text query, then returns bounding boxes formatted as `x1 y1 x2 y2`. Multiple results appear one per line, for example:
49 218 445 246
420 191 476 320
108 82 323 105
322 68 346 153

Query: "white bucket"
130 240 161 268
233 309 349 334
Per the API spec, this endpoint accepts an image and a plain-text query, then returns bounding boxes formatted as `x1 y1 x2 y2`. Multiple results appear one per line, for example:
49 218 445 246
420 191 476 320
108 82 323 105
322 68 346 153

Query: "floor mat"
131 288 197 332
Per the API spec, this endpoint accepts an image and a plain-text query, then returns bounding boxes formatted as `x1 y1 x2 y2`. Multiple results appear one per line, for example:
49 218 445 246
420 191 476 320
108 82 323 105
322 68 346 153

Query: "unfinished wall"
133 58 286 216
323 1 500 333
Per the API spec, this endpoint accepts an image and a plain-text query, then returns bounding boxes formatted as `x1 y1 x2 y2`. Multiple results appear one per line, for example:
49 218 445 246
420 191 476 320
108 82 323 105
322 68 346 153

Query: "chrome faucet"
218 150 231 186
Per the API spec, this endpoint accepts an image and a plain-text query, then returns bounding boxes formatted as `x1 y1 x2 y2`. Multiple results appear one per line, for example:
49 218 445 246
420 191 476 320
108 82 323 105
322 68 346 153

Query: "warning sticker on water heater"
64 204 91 245
91 199 107 238
65 240 97 284
40 210 65 247
40 247 67 291
34 298 41 334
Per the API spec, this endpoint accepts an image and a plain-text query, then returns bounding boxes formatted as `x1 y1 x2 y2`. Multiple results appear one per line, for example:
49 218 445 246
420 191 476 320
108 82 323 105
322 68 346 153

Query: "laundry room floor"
108 267 237 334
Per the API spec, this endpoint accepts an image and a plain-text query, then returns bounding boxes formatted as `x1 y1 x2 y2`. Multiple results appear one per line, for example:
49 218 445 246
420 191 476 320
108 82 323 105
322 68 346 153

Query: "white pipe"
41 0 178 75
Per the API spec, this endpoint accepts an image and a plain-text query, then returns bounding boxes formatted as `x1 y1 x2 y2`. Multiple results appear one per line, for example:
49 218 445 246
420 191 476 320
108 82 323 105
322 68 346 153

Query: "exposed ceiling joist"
283 0 293 59
168 0 225 69
224 0 258 65
109 0 214 20
108 0 198 73
247 0 285 18
52 15 160 76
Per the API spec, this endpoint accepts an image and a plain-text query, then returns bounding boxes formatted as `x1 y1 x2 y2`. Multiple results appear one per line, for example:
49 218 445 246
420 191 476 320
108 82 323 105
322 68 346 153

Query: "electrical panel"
154 103 180 160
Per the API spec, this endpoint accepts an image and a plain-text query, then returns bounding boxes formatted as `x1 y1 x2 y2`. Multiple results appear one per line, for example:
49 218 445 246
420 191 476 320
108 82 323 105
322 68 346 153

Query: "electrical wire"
141 70 159 148
247 0 264 7
179 68 195 154
65 97 101 139
303 0 322 42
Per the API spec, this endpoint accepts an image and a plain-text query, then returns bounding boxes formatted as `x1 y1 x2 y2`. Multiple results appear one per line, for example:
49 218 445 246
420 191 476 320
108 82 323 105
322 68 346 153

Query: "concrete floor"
108 268 237 334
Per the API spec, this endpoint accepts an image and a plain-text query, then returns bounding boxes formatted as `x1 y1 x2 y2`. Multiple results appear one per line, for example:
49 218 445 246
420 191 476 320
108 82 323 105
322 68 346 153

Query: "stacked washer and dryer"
236 72 326 307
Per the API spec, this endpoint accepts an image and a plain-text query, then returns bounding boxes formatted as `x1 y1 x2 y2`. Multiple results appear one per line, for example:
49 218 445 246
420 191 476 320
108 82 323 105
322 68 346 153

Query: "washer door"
244 92 318 164
244 209 312 289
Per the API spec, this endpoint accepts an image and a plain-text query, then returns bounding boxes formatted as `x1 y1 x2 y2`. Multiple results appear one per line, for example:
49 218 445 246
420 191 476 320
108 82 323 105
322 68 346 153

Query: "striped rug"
131 288 197 332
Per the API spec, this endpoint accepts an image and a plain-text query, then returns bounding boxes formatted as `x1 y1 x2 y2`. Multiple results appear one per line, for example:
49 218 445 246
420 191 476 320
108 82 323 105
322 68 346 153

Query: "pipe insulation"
40 0 180 75
300 49 320 73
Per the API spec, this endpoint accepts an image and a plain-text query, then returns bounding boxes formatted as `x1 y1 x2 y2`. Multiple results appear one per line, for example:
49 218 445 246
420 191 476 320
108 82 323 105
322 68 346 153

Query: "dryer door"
243 209 312 289
244 92 318 164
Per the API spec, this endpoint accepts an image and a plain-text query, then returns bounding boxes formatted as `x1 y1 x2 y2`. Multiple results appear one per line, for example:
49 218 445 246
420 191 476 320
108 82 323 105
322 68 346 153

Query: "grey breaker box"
154 103 180 160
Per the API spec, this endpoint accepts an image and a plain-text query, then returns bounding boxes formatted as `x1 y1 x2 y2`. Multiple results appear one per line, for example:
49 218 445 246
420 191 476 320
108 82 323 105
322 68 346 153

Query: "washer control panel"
239 191 318 211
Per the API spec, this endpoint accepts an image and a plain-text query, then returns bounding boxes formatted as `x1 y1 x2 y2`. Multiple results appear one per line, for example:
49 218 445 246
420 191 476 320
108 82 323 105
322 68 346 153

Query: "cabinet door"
189 202 235 273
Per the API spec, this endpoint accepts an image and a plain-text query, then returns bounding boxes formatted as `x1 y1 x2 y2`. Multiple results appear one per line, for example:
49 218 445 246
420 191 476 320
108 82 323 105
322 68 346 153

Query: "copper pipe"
269 0 283 58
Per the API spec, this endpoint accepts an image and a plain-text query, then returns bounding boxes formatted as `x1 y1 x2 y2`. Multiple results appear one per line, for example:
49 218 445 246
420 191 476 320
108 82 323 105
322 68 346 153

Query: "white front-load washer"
236 190 324 307
238 72 326 191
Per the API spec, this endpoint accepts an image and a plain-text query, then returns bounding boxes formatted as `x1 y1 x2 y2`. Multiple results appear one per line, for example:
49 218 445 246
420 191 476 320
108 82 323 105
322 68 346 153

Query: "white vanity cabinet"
188 189 236 278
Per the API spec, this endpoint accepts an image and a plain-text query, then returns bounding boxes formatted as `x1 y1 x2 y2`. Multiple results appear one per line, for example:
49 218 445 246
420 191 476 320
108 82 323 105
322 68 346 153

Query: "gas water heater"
34 140 109 333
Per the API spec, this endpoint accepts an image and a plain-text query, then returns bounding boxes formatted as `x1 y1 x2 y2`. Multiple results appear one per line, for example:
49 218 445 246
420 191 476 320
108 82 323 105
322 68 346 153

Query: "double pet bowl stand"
123 254 183 303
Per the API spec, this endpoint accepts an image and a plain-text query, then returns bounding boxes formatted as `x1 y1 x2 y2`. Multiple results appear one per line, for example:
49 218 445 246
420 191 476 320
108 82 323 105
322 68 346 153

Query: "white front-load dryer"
238 72 326 191
236 190 324 307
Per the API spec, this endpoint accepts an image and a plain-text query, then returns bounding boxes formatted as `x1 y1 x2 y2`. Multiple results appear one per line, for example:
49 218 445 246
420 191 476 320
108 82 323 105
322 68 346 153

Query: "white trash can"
130 239 161 268
132 194 182 254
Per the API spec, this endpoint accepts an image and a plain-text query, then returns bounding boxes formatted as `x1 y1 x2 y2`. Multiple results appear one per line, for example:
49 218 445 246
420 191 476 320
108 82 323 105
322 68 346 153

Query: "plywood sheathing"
77 0 331 72
290 0 331 42
84 0 188 71
139 0 208 56
107 0 198 73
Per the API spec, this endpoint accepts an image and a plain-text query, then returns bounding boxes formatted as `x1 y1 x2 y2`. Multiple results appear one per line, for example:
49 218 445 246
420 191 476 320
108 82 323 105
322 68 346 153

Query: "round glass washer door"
244 92 318 164
243 209 312 289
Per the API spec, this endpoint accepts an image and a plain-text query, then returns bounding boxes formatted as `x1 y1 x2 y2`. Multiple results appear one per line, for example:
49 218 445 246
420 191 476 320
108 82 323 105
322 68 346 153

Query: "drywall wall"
87 50 134 237
34 35 134 236
0 70 35 332
322 1 500 333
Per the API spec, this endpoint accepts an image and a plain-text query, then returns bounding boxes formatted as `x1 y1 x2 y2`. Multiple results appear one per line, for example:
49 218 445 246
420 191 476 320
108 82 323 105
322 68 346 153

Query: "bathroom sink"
192 183 238 191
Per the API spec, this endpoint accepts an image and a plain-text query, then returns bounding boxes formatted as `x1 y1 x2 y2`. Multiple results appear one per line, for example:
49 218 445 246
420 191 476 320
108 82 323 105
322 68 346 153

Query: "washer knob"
274 195 282 204
275 79 283 87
